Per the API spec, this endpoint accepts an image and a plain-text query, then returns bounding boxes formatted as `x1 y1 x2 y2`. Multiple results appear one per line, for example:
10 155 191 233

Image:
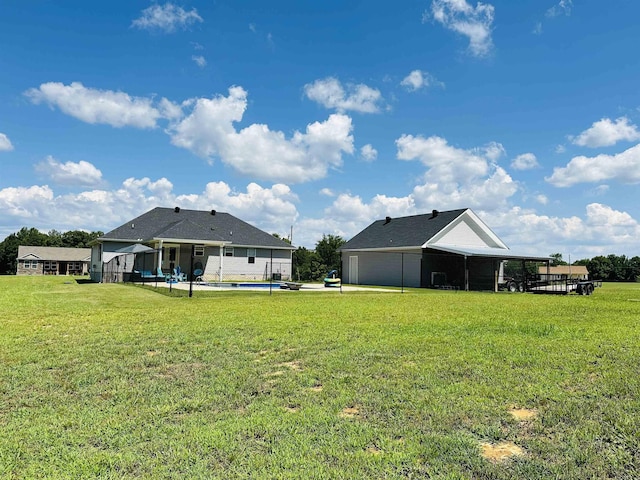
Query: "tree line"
0 227 103 274
550 253 640 282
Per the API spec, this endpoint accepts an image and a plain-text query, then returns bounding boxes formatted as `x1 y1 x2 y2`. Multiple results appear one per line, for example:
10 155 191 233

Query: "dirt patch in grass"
276 360 303 371
508 408 537 421
480 442 525 462
339 406 360 419
309 384 323 392
366 446 383 455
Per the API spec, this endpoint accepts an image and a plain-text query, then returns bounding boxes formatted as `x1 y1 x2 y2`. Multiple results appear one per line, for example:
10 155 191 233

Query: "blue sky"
1 0 639 258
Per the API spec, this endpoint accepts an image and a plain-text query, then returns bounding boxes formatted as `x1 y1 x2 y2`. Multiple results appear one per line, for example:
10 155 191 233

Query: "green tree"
61 230 103 248
315 234 345 275
549 253 568 266
628 256 640 282
586 256 612 281
292 246 319 281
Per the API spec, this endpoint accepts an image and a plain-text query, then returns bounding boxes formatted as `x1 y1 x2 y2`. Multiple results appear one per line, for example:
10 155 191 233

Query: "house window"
247 248 256 264
194 245 205 257
43 261 57 271
68 262 83 274
23 260 38 269
224 247 234 257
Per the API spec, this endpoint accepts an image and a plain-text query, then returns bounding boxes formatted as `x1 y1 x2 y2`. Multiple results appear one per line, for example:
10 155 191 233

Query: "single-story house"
90 207 294 283
538 265 589 281
340 209 550 291
17 246 91 276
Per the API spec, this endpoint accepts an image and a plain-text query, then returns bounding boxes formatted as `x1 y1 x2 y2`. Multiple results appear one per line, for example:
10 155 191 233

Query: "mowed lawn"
1 277 639 479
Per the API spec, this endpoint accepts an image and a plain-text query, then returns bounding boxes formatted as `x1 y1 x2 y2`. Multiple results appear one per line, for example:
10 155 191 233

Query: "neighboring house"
340 209 550 291
90 207 294 283
538 265 589 281
17 246 91 276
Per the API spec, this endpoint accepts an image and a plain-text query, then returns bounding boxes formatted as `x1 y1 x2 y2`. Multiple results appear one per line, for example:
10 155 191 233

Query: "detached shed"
339 209 550 292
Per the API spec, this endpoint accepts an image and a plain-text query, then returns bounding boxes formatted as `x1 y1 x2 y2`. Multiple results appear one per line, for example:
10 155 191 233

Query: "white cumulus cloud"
397 134 517 211
0 178 299 241
304 77 383 114
429 0 495 57
400 70 444 91
360 144 377 162
168 86 354 183
35 156 103 187
572 117 640 148
511 153 539 170
25 82 164 129
546 143 640 187
0 133 14 151
485 203 640 257
132 3 203 33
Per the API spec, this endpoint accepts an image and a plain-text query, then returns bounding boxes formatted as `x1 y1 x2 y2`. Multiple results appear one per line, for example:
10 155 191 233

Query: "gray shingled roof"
100 207 293 249
340 209 467 250
18 246 91 261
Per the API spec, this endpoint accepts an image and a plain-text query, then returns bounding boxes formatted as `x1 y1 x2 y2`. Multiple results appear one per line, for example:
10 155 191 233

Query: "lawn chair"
193 262 204 284
173 266 187 282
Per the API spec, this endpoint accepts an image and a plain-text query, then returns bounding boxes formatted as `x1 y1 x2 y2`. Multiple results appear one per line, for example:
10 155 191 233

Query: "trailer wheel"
517 282 524 292
507 281 517 293
586 283 594 295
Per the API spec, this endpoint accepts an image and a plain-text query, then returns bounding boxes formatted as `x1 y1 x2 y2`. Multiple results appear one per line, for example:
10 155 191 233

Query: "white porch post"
158 240 163 273
219 245 224 282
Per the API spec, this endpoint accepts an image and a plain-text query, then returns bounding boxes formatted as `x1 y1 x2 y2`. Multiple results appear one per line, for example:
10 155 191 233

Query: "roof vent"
431 209 439 219
174 207 180 213
384 216 392 225
131 223 135 229
211 209 216 215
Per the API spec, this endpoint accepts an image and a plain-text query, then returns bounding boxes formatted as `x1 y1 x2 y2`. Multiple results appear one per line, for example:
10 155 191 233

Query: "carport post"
464 255 469 291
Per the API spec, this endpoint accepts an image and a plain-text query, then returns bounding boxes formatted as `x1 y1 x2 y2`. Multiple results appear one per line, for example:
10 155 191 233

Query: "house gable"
426 210 508 249
18 253 41 260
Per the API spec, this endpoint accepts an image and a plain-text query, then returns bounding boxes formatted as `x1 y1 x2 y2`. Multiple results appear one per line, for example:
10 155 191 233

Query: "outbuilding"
340 209 550 291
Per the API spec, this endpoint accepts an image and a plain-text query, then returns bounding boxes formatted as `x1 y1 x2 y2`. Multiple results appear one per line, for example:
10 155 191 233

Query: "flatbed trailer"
529 278 602 295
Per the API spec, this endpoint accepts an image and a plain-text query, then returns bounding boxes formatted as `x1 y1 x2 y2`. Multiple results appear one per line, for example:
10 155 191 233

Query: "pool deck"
156 281 401 293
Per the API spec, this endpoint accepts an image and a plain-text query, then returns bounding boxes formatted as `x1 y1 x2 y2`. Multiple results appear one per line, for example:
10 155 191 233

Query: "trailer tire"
507 281 517 293
517 282 524 292
586 283 594 295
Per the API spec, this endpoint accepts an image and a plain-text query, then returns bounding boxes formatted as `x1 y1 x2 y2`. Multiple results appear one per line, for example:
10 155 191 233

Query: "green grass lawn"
1 277 639 479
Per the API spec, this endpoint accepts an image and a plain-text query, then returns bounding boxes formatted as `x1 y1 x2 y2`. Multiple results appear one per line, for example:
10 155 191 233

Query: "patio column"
157 240 163 272
219 245 224 282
